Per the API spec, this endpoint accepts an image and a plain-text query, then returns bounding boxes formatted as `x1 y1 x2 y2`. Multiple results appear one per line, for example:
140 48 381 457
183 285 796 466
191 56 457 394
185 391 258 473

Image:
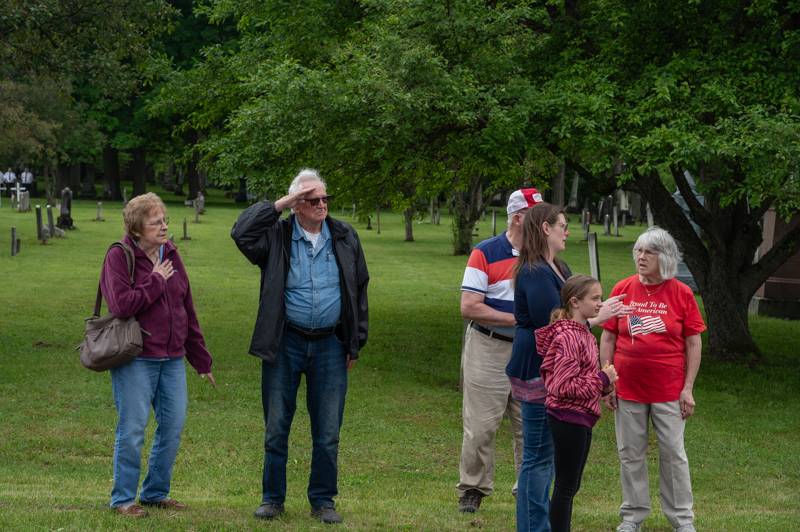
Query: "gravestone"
94 202 105 221
750 210 800 319
35 205 47 244
46 205 56 237
193 199 200 223
491 209 497 237
18 191 31 212
613 206 620 237
57 187 74 229
181 217 191 240
588 232 601 281
11 226 20 256
603 214 611 236
646 202 654 227
196 191 205 214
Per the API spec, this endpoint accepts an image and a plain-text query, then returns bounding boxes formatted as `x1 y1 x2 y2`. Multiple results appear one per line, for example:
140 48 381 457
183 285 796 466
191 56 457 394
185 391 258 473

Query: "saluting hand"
274 183 324 212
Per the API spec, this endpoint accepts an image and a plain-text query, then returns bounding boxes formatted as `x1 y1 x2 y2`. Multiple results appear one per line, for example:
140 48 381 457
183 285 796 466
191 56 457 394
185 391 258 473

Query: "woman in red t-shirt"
599 227 705 532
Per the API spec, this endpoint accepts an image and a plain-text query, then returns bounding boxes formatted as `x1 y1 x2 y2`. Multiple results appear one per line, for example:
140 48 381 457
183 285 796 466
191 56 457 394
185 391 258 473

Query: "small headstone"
603 214 611 236
492 209 497 237
193 200 200 223
196 191 205 214
94 201 105 222
181 217 191 240
57 187 74 230
35 205 43 241
46 204 56 237
613 206 620 237
122 187 128 205
18 191 30 212
588 232 601 282
646 202 654 227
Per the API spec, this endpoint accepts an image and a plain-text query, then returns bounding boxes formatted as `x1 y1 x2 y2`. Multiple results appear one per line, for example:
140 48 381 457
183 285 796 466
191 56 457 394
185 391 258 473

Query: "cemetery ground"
0 190 798 531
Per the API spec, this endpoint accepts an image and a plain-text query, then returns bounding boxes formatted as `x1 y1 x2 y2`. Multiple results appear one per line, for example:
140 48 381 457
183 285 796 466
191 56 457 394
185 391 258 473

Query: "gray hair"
632 226 682 280
288 168 326 195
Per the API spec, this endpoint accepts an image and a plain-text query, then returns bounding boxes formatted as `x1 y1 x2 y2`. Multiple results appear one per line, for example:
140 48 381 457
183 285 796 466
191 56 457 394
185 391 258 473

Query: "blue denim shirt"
285 218 342 329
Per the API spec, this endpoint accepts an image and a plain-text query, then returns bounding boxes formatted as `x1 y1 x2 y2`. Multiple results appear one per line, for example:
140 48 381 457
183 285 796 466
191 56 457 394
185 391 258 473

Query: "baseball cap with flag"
506 188 543 214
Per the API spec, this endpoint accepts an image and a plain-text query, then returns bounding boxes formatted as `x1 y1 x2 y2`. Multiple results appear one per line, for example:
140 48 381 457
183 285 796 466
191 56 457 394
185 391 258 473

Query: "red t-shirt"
602 276 706 403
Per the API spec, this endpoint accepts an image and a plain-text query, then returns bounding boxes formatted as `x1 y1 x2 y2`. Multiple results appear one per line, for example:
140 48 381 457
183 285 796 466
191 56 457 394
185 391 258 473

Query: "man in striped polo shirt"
457 188 542 513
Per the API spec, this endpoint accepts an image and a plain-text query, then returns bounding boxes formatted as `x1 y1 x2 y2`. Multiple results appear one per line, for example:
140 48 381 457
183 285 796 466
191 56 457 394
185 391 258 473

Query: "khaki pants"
615 399 694 528
457 325 523 497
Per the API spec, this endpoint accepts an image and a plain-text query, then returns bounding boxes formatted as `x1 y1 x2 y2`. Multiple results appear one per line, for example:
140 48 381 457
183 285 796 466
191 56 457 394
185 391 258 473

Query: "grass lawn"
0 189 798 530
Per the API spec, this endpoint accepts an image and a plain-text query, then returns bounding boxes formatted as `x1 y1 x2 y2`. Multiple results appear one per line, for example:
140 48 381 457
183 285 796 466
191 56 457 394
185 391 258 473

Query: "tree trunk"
403 208 414 242
79 163 97 198
551 162 566 206
451 176 487 255
102 146 122 201
184 130 200 200
186 156 200 201
131 147 147 197
629 167 800 363
699 273 759 363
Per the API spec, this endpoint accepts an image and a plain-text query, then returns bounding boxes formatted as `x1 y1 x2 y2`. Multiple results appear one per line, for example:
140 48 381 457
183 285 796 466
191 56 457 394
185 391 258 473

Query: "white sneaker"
617 522 641 532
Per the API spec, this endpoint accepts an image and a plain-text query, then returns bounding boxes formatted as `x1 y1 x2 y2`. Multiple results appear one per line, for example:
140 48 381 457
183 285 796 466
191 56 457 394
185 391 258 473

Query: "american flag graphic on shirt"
628 314 667 336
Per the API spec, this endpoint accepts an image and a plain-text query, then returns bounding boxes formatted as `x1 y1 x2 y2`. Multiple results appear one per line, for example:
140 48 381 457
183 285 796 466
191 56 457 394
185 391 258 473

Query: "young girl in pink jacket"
537 275 618 532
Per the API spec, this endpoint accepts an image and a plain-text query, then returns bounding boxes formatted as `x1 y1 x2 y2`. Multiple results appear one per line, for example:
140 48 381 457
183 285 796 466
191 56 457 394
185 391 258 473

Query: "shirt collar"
292 216 329 243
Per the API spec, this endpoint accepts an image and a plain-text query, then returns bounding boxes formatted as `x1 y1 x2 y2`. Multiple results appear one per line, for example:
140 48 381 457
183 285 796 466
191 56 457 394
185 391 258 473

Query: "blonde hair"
123 192 167 239
550 275 601 322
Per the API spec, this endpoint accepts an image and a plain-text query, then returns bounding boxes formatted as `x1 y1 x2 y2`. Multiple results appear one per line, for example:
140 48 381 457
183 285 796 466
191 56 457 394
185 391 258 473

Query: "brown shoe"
115 504 148 518
140 498 188 510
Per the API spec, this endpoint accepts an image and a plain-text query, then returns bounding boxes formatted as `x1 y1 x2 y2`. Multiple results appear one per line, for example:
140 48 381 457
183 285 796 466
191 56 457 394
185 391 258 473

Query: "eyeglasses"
146 217 169 227
305 195 333 206
634 248 658 256
549 221 568 231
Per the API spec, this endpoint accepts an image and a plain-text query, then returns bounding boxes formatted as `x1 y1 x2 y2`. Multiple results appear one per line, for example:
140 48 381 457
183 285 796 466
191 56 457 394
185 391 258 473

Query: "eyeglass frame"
304 195 333 206
145 217 170 228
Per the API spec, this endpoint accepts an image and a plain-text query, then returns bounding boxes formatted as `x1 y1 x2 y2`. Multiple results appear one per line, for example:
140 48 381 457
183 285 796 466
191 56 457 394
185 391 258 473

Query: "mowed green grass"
0 190 798 531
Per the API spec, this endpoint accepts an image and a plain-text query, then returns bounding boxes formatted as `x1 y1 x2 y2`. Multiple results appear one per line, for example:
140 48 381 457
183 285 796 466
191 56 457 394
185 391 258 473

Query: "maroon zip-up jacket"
99 235 212 374
537 319 609 428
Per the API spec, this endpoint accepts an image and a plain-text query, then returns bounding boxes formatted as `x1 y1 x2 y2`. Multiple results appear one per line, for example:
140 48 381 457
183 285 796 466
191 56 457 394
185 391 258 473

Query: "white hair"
288 168 325 195
632 226 682 280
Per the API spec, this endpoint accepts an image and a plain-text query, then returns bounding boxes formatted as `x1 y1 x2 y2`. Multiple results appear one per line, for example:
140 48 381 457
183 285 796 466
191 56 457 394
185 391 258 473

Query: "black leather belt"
286 322 337 340
470 322 514 343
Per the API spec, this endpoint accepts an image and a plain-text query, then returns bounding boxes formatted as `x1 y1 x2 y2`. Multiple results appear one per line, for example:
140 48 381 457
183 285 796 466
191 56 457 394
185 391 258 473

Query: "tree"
532 0 800 361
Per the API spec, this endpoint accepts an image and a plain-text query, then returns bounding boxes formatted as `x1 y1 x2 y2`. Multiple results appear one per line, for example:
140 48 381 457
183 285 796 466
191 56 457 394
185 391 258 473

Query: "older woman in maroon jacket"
100 192 214 518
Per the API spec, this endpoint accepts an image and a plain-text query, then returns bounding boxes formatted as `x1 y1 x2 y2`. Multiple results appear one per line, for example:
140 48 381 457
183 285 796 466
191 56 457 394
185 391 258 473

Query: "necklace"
642 280 665 297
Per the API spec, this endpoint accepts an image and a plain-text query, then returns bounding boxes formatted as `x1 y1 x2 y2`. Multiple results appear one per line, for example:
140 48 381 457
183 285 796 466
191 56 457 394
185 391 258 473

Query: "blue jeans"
516 401 554 532
261 330 347 509
110 357 187 507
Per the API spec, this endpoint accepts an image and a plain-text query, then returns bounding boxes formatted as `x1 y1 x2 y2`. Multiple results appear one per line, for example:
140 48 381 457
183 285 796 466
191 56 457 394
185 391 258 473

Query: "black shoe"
254 502 285 520
311 506 343 524
458 489 484 513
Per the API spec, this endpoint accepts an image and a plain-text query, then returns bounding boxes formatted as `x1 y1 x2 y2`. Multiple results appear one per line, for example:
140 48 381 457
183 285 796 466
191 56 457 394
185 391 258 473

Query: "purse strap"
93 242 135 317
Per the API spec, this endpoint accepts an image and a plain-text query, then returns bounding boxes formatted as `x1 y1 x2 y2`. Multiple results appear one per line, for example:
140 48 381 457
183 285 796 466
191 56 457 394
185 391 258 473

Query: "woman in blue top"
507 203 628 531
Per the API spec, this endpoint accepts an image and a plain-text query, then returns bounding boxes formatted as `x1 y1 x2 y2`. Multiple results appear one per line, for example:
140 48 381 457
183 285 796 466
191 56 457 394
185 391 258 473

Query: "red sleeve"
681 286 706 337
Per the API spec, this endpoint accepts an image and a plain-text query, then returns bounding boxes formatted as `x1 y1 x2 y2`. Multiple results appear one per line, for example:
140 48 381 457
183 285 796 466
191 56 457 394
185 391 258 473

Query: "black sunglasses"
306 195 333 206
